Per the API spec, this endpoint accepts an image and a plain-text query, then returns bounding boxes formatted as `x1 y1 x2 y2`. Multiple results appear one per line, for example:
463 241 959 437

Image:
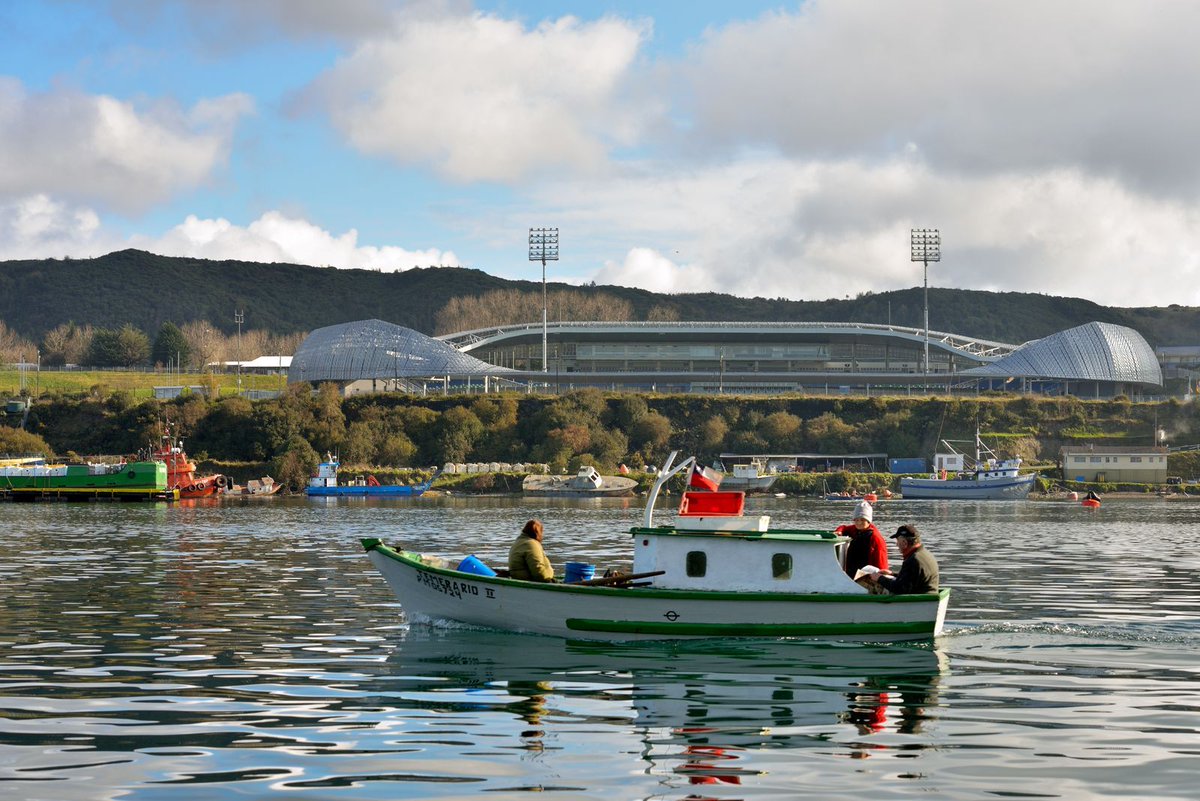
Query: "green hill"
1 249 1196 346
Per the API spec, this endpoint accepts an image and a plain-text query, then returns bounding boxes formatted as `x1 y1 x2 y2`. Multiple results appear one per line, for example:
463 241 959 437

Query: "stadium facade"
290 318 1163 398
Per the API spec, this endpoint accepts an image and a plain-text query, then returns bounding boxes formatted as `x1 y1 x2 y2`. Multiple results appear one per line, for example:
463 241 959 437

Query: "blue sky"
2 0 1199 307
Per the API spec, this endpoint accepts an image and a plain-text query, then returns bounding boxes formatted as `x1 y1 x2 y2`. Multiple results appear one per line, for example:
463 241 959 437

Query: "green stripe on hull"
566 618 937 637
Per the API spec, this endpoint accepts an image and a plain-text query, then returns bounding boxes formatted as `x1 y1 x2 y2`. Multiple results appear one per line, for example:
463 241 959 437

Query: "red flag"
688 463 722 492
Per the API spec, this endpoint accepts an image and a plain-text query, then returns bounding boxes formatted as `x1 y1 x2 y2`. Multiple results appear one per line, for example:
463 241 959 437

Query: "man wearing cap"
871 525 939 595
834 500 888 580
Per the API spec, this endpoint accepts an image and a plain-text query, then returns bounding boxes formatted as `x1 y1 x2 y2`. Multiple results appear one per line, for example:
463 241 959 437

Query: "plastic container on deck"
457 554 497 576
564 562 596 583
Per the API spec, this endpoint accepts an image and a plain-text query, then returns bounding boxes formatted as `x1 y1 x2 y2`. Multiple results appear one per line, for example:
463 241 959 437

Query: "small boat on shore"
362 452 949 642
0 459 175 501
227 476 282 497
899 430 1035 500
306 454 435 497
521 466 637 497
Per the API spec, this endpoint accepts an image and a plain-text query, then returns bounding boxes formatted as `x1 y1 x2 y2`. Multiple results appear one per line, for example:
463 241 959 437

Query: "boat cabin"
631 491 865 594
309 458 339 489
568 466 604 490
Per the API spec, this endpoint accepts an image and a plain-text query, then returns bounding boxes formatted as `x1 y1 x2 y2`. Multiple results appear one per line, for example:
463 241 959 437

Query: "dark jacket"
508 534 554 582
878 545 939 594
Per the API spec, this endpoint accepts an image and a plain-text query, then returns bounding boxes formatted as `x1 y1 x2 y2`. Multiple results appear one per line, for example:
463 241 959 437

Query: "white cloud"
137 211 461 270
302 10 651 182
596 247 715 295
575 156 1200 308
0 200 459 272
0 195 111 260
677 1 1200 194
0 79 252 214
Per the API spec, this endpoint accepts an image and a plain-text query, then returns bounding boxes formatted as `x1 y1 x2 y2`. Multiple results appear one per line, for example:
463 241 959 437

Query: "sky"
1 0 1198 308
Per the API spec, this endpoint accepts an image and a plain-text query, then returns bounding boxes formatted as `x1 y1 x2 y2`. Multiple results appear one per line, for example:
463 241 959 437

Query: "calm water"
1 495 1199 800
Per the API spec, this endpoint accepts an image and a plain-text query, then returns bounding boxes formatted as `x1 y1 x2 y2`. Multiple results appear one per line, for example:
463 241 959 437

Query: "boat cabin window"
772 553 792 580
686 551 707 577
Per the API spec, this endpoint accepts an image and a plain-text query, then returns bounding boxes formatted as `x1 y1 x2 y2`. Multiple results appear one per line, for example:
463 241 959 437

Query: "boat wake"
944 619 1200 646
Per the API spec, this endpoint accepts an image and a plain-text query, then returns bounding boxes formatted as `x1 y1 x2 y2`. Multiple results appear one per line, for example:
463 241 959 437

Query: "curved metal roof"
962 322 1162 386
439 321 1018 359
289 319 513 383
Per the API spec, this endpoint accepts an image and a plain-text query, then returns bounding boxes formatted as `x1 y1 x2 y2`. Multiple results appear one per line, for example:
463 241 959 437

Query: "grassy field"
0 368 288 399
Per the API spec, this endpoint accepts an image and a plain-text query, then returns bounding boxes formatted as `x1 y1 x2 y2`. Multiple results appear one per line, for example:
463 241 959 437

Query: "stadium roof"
962 322 1162 386
440 320 1018 359
289 319 513 383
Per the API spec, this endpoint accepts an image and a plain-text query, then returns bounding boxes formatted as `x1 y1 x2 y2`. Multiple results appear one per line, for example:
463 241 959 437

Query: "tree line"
0 319 304 369
6 388 1196 491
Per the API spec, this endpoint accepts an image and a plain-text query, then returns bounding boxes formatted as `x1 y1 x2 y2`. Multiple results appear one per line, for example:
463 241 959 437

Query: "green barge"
0 460 177 501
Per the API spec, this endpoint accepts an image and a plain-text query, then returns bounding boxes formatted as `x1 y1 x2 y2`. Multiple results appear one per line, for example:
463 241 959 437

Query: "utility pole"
234 309 244 394
910 229 940 390
528 228 559 373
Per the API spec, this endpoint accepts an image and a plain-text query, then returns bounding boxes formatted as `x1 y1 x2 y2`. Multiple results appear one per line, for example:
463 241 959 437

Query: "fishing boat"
306 454 435 497
152 424 225 498
0 459 175 501
362 452 949 642
899 430 1036 500
716 459 778 492
521 465 638 497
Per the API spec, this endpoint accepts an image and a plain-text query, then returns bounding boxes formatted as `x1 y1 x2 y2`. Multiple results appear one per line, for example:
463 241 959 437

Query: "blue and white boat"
306 455 435 497
899 430 1036 500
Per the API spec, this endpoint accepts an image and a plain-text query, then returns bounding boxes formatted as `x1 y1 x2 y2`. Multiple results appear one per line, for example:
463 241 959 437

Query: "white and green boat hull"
362 539 949 642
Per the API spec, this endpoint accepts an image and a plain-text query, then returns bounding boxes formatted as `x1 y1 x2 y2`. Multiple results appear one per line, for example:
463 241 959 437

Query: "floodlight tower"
528 227 559 373
234 309 244 393
910 229 940 386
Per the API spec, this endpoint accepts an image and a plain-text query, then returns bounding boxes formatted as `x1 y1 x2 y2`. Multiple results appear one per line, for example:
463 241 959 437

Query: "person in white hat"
834 500 889 581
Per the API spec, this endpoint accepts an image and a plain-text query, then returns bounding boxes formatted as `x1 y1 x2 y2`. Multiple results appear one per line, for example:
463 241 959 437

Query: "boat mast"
643 451 695 528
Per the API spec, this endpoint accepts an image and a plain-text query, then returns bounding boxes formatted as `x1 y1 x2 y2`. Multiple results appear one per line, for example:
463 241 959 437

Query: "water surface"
1 495 1198 799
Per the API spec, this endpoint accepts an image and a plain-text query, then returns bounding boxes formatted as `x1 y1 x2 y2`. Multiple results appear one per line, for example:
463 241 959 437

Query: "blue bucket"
564 561 596 583
457 554 496 577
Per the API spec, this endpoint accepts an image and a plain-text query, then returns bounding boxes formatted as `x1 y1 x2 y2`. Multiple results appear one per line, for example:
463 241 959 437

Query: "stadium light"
528 228 559 373
910 229 941 386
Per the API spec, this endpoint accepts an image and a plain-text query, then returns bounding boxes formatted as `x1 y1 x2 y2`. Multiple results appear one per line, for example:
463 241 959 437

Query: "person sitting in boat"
508 519 555 582
834 500 888 581
1085 489 1101 502
867 525 939 595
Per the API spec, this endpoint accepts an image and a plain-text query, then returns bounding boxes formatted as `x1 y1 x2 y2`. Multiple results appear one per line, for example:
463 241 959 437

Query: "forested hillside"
1 249 1198 347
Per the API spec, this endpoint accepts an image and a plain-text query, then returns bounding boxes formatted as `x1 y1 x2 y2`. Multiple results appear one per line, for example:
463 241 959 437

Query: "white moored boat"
899 429 1036 500
362 453 949 642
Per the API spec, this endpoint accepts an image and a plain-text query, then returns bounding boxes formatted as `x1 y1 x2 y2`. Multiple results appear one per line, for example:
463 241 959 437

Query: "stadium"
289 318 1163 398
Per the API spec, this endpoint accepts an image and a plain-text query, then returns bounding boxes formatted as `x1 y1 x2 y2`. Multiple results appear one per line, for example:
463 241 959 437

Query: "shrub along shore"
4 385 1200 494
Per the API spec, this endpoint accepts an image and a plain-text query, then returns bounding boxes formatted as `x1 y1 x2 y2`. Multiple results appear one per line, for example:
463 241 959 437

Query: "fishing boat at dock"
306 454 435 497
151 423 225 499
899 429 1036 500
716 459 778 492
0 459 175 501
362 452 949 642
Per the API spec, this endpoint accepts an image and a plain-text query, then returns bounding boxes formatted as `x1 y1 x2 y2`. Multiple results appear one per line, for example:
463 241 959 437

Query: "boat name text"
416 571 483 600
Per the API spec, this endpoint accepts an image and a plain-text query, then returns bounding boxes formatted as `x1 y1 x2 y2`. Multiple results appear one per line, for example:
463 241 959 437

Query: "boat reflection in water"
389 628 948 786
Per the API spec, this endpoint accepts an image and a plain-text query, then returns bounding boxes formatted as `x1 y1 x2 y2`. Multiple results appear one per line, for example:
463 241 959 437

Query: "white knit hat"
853 500 873 522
